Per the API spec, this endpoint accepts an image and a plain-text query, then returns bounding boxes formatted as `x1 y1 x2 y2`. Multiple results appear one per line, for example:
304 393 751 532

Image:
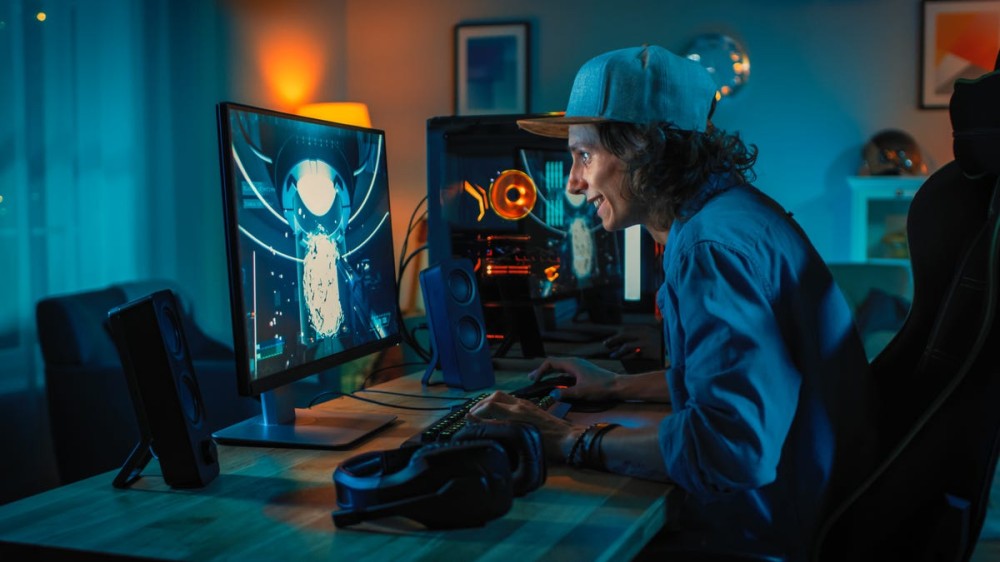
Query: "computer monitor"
426 114 627 350
514 146 623 301
213 102 399 449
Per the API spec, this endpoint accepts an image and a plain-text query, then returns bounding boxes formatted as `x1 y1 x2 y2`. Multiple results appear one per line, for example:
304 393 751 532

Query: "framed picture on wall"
454 22 529 115
921 0 1000 108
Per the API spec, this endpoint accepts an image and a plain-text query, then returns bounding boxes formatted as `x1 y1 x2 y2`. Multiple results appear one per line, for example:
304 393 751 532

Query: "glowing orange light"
36 12 46 22
463 181 488 221
298 102 372 128
256 24 324 109
490 170 537 220
544 265 560 282
484 264 531 276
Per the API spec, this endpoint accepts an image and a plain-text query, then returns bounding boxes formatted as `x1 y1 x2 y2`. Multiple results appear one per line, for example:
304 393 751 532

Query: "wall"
205 0 955 322
341 0 952 303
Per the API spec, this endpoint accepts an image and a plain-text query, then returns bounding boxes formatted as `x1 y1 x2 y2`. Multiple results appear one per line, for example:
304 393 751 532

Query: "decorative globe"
684 34 750 99
860 129 929 176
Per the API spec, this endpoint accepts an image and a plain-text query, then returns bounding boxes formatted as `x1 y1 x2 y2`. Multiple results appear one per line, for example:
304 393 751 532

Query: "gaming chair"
814 54 1000 561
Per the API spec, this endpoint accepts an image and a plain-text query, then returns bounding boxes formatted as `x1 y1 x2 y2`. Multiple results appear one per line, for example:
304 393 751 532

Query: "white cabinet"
847 176 926 263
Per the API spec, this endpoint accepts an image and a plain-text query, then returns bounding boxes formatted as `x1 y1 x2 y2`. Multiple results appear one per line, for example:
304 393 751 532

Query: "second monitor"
426 114 626 353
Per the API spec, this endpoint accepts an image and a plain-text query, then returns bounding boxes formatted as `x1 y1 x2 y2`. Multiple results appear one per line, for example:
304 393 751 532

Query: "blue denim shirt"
655 176 875 560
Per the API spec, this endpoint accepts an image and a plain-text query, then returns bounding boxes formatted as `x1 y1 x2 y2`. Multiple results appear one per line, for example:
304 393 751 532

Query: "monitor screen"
213 102 399 449
427 115 622 303
514 147 622 301
426 115 624 348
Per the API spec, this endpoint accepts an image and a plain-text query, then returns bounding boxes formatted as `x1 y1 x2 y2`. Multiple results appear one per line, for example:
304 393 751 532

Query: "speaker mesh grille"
160 302 185 359
457 316 484 351
447 268 475 305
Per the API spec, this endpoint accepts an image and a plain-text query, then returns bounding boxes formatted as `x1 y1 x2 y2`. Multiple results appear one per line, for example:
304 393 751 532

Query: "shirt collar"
677 173 739 221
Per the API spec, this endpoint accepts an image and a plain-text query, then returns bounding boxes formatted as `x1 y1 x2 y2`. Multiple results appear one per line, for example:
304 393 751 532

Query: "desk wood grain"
0 367 672 561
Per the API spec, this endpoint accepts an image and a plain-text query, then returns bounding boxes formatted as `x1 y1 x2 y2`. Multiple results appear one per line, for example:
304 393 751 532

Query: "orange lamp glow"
298 102 372 128
256 29 324 108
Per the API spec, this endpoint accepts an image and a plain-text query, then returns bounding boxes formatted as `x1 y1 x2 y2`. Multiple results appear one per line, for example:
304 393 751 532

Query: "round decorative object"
684 33 750 99
490 169 537 220
860 129 929 176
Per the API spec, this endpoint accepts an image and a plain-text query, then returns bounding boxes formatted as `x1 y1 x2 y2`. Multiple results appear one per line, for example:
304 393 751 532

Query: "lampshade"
297 102 372 128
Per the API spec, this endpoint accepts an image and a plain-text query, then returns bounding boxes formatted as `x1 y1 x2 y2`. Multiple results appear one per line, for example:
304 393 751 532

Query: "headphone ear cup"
452 421 546 496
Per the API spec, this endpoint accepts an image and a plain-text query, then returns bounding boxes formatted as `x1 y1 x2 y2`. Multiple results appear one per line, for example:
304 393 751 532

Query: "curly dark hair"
596 121 758 230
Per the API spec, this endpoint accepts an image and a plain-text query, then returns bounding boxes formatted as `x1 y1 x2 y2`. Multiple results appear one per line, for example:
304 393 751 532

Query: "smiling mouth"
589 195 605 210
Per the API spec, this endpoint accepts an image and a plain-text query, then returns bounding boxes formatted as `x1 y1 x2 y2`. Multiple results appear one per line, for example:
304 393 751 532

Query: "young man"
469 45 876 561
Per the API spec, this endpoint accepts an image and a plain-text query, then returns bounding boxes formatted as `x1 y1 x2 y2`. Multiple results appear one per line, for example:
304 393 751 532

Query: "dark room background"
0 0 953 502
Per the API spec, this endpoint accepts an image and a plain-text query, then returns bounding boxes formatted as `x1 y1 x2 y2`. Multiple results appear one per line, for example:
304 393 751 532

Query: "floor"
972 541 1000 562
972 465 1000 562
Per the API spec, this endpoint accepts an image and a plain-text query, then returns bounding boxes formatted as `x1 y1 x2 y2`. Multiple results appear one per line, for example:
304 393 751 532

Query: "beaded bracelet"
583 422 620 470
566 422 621 469
565 424 595 467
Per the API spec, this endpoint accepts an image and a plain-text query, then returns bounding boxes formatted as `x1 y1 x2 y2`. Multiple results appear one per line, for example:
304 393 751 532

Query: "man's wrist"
607 373 629 400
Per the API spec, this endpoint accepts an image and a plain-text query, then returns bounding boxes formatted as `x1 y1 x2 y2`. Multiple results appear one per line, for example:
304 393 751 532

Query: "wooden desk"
0 365 672 561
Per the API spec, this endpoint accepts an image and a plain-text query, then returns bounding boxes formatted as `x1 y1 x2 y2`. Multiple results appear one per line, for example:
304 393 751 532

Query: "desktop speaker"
420 258 495 390
108 289 219 488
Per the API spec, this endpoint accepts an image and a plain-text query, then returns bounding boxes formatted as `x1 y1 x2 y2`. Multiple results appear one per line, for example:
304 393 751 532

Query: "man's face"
566 124 639 231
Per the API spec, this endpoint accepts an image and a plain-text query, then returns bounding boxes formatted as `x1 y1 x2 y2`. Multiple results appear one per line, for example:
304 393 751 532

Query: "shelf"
847 176 926 263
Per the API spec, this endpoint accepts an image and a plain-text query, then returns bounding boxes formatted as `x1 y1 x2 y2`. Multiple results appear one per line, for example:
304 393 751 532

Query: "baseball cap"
517 45 718 138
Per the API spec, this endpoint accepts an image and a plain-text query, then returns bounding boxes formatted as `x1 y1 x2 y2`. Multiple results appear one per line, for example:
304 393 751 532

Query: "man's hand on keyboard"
467 391 575 463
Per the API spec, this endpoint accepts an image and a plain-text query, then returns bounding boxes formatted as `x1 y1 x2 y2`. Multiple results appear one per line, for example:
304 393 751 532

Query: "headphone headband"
332 422 547 529
333 440 513 529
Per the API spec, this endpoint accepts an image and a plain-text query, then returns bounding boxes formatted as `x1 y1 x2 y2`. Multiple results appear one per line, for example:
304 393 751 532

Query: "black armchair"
814 58 1000 561
36 280 258 485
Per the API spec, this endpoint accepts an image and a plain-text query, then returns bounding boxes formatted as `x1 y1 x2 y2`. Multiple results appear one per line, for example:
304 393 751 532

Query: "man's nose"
566 167 585 194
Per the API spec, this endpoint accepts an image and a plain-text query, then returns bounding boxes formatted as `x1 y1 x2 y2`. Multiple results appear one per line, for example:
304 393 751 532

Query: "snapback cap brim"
516 115 609 139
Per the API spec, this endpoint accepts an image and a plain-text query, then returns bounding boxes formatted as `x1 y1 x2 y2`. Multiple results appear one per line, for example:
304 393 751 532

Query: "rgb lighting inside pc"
433 141 622 304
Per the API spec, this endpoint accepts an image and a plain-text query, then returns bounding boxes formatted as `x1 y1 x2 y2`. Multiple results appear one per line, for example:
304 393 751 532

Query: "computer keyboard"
419 392 567 443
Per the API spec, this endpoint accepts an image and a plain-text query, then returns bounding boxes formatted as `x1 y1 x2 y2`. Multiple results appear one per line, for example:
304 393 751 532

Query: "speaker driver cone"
457 316 485 351
447 268 475 305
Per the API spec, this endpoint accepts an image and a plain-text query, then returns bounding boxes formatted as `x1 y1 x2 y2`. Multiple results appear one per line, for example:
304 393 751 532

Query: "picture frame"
921 0 1000 108
454 22 529 116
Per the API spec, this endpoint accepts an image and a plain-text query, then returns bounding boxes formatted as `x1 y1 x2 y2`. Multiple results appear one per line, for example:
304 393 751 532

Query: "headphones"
332 421 546 529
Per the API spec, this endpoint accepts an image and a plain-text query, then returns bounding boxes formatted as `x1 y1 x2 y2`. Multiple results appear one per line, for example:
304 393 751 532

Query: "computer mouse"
511 374 616 413
510 374 577 400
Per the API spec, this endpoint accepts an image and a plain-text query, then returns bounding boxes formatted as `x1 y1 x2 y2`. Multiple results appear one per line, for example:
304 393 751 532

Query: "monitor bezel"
216 101 402 398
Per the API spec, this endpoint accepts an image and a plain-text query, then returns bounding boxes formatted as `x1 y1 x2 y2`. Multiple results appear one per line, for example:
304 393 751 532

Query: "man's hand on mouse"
529 357 622 402
603 325 660 359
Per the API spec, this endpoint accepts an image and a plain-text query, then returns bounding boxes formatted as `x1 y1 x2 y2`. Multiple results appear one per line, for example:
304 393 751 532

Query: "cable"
358 361 426 390
359 389 469 400
307 390 460 411
398 196 428 282
395 196 432 362
400 244 429 284
399 243 431 360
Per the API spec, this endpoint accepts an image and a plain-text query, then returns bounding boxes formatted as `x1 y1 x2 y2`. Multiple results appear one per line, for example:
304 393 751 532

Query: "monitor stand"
212 386 396 450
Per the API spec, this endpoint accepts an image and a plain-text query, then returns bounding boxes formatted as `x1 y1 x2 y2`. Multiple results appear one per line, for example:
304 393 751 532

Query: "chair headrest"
951 63 1000 178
